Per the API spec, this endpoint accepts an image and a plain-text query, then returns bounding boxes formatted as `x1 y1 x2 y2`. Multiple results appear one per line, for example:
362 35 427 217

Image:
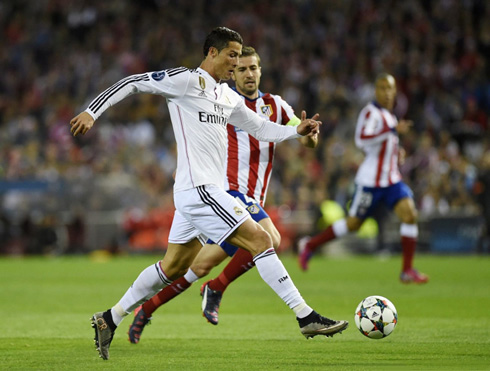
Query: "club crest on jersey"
247 204 260 214
151 71 166 81
234 207 243 216
260 105 273 117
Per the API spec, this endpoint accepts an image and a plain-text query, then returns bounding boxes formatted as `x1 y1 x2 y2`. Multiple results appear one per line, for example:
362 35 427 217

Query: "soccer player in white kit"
298 74 429 284
70 28 348 360
126 46 319 344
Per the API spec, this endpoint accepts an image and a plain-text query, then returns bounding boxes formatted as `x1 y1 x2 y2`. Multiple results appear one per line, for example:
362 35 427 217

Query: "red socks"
208 248 254 293
142 276 191 316
401 236 416 272
307 225 336 252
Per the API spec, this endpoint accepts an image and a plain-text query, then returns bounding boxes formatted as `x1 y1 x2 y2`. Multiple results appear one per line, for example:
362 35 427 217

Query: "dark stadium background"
0 0 488 256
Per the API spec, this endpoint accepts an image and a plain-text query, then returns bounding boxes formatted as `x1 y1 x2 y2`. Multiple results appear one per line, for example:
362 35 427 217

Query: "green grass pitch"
1 254 489 370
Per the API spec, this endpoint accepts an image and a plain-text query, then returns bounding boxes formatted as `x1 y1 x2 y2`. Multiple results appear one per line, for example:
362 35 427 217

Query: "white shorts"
168 185 250 245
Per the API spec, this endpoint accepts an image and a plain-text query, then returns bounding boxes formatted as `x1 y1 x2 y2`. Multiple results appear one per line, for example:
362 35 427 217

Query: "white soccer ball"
354 295 398 339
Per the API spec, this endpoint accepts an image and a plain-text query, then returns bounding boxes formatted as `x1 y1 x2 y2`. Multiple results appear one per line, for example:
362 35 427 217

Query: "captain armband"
286 115 301 127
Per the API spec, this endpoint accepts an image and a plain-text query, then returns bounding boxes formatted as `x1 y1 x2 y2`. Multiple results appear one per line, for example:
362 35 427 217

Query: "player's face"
213 41 242 81
233 55 261 99
375 76 397 110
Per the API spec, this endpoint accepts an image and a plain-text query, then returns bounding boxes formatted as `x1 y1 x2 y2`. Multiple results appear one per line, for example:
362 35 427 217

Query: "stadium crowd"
0 0 488 254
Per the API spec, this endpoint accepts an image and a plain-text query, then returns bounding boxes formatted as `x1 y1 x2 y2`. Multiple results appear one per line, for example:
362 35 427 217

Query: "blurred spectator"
30 214 59 254
122 203 173 252
65 210 87 254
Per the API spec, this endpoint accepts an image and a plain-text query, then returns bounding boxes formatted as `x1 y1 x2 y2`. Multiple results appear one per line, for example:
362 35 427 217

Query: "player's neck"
199 60 220 82
236 88 258 100
374 100 393 111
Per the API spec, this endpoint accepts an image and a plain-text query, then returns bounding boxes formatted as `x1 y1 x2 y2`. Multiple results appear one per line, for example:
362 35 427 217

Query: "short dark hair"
240 46 261 66
203 27 243 56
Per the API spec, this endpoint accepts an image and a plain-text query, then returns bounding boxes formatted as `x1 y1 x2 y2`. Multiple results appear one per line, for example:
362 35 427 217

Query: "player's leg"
115 240 201 323
91 210 202 359
227 219 348 338
298 216 362 270
207 217 277 293
200 247 253 324
197 189 274 309
201 215 277 325
196 241 240 325
298 185 371 270
129 243 228 343
393 195 428 284
181 185 348 338
190 243 230 277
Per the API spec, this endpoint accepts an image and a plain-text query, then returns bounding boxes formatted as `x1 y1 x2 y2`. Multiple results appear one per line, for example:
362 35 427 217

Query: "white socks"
332 218 349 237
111 262 172 326
400 223 418 238
253 248 312 318
183 268 199 283
109 250 314 327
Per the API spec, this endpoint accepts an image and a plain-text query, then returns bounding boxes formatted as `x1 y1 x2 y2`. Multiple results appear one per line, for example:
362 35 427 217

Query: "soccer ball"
354 295 398 339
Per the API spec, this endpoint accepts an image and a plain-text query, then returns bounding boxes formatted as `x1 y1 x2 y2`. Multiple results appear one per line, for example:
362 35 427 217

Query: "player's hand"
396 119 413 135
296 110 321 136
398 147 406 166
70 112 95 136
298 130 319 148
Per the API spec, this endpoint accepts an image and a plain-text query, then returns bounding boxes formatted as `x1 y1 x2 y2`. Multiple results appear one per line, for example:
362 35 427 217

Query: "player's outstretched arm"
395 119 413 135
70 111 95 136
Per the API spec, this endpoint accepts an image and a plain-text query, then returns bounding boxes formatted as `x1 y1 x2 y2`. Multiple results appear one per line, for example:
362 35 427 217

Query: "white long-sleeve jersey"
85 67 300 192
354 102 402 187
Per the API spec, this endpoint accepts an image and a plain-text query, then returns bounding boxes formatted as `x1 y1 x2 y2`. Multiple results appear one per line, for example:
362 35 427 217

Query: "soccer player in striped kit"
127 46 318 343
70 28 347 360
298 73 429 284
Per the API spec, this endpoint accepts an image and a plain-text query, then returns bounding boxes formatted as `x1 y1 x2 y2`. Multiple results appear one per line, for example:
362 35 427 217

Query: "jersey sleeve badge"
247 205 260 214
151 71 166 81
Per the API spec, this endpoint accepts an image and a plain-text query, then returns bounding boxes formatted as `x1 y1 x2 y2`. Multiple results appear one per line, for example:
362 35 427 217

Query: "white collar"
197 67 219 84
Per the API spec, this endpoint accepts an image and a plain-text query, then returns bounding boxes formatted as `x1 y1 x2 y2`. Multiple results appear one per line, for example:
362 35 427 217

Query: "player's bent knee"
399 208 417 224
242 229 272 256
347 217 363 231
160 254 194 279
189 262 213 278
229 220 273 256
254 229 273 252
163 264 189 280
402 215 417 224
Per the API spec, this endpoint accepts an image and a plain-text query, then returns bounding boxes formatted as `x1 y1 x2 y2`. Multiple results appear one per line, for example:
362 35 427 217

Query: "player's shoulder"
362 101 376 111
258 91 278 101
260 92 290 107
222 83 244 104
150 67 193 82
165 66 197 77
359 102 380 119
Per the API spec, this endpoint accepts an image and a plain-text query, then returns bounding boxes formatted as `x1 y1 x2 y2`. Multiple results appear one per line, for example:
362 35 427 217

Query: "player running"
70 28 348 360
298 73 428 284
128 46 318 343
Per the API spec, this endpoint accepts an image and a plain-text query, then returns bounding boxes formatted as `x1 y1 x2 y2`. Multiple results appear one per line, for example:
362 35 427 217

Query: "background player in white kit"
70 28 348 360
127 46 319 344
298 73 429 284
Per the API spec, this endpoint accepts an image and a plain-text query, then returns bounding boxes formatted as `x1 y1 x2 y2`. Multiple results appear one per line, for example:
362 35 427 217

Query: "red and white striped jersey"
224 90 300 206
354 102 402 188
